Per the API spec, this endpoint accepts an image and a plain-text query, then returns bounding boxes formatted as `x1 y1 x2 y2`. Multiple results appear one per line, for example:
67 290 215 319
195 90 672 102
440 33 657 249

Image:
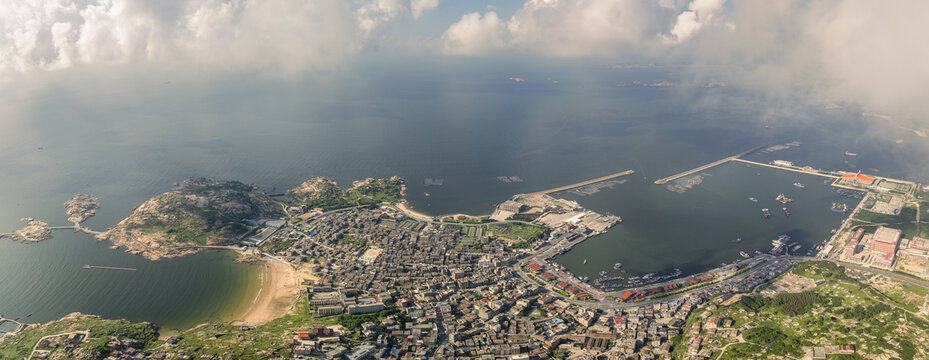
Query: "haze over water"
1 61 926 328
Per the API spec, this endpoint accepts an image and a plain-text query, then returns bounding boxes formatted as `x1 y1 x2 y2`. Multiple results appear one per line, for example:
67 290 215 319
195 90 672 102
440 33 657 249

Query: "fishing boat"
613 262 623 270
762 208 771 218
776 193 793 204
583 259 588 264
739 251 750 258
831 202 848 213
782 207 790 217
793 182 805 189
732 238 742 243
748 197 758 203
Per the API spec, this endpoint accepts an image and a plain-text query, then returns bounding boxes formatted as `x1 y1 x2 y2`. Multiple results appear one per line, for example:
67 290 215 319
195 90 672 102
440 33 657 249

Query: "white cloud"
663 0 730 44
688 1 929 124
440 0 929 126
0 0 438 77
441 0 678 56
441 11 507 55
411 0 439 20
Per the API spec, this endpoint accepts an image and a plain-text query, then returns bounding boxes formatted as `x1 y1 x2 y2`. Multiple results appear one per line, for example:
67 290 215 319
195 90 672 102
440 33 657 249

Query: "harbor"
553 159 857 289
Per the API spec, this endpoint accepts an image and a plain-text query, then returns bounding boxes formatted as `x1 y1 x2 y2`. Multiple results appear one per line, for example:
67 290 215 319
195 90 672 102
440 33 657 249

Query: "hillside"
99 178 282 260
287 176 404 211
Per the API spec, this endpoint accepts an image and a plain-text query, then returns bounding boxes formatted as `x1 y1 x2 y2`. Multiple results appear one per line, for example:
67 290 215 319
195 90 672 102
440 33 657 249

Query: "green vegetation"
680 261 929 360
742 326 803 356
440 216 494 224
288 177 403 211
116 179 282 246
851 205 929 239
0 315 158 360
737 291 824 316
482 222 550 246
258 238 297 254
337 309 399 341
337 233 366 247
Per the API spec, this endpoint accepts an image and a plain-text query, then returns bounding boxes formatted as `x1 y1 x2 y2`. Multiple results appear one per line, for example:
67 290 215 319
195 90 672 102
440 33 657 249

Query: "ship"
583 259 588 264
831 202 848 213
793 182 805 189
845 151 857 156
613 262 623 270
599 271 608 277
748 197 758 203
770 234 790 255
776 193 793 204
762 208 771 218
782 207 790 217
739 251 750 258
732 238 742 243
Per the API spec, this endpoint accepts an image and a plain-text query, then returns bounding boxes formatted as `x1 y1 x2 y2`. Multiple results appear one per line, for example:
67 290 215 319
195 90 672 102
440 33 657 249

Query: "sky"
1 0 928 129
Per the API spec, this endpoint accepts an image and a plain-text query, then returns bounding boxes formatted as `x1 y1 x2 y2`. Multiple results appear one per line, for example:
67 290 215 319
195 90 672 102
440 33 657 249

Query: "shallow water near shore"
0 233 262 331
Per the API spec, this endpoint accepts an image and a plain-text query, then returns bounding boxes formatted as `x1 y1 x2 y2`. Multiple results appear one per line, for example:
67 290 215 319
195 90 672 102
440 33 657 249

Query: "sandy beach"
396 201 434 222
233 257 300 326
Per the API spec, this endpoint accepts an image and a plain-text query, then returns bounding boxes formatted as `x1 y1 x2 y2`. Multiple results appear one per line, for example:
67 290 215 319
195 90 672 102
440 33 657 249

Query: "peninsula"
98 178 282 260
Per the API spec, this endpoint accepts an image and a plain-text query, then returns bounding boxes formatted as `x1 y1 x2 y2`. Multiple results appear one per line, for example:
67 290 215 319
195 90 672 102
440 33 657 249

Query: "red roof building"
842 171 876 185
845 228 865 257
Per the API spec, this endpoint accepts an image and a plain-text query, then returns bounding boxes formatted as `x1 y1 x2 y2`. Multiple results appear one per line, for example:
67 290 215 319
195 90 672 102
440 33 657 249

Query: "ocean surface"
0 59 926 328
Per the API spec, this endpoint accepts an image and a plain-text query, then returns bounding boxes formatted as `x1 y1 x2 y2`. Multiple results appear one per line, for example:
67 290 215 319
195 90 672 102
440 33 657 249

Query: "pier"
729 158 839 179
82 265 137 271
532 170 636 195
653 145 766 185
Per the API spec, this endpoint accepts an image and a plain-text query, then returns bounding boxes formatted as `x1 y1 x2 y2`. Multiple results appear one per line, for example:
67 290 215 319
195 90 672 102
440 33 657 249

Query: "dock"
532 170 636 195
82 265 137 271
653 145 766 185
729 158 839 179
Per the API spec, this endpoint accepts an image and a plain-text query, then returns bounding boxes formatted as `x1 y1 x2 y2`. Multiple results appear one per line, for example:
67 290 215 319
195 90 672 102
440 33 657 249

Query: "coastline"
396 201 434 222
231 256 300 326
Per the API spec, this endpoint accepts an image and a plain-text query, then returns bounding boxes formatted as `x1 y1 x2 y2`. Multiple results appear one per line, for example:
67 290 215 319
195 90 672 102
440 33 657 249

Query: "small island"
64 194 99 224
2 218 52 243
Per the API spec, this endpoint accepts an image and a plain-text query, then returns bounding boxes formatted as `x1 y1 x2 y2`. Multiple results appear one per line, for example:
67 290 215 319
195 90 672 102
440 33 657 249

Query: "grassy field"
482 222 550 247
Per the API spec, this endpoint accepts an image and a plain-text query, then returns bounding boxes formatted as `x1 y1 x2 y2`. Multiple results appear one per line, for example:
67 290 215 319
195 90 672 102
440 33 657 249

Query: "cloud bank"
440 0 929 124
0 0 440 76
2 0 928 125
